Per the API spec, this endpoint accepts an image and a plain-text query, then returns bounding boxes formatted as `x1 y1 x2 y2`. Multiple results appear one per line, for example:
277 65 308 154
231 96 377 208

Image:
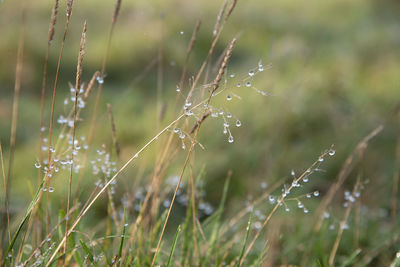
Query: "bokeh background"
1 0 400 264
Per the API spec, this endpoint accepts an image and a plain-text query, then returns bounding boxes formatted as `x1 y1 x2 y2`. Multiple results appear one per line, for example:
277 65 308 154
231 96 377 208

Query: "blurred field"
1 0 400 265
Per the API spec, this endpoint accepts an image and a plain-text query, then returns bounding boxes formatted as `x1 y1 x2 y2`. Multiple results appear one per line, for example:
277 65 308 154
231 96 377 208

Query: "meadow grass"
1 0 400 266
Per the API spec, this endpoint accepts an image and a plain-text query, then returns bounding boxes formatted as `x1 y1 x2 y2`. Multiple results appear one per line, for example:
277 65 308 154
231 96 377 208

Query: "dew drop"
230 74 235 78
226 94 232 101
224 122 229 128
313 191 320 197
179 132 185 139
176 85 181 92
226 112 232 118
236 83 241 88
302 177 309 183
291 170 295 176
328 149 336 156
96 76 104 84
235 120 241 127
245 81 251 87
228 136 234 143
318 157 324 162
258 64 264 72
297 201 304 209
248 70 255 77
49 187 54 193
306 194 311 198
180 31 184 35
268 195 275 204
35 162 41 169
173 128 180 133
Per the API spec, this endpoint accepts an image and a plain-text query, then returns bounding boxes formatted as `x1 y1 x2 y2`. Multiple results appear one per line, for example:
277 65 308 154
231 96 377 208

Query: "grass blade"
237 211 253 267
166 225 181 267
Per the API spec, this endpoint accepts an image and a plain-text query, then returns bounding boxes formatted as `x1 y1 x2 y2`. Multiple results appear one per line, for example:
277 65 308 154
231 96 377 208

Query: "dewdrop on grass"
235 120 241 127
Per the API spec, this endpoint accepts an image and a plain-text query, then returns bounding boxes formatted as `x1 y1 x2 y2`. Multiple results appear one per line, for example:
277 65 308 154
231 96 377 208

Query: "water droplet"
291 170 295 176
306 194 311 198
49 187 54 193
35 162 41 169
313 191 319 197
297 201 304 209
96 76 104 84
302 177 309 183
182 142 186 150
258 64 264 72
304 208 309 213
224 122 229 128
226 112 232 118
230 74 235 78
328 149 335 156
185 101 192 107
285 207 290 212
124 223 128 227
236 83 241 88
248 70 255 77
179 132 185 139
176 85 180 92
268 195 275 204
226 94 232 101
228 136 234 143
318 157 324 162
235 120 241 127
173 128 179 133
180 31 184 35
245 81 251 87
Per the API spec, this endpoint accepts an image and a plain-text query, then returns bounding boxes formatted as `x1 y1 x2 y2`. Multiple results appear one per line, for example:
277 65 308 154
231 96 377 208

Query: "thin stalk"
2 9 25 256
63 20 87 260
46 0 75 231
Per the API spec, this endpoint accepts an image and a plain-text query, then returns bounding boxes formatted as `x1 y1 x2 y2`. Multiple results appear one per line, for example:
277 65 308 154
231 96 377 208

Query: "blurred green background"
1 0 400 263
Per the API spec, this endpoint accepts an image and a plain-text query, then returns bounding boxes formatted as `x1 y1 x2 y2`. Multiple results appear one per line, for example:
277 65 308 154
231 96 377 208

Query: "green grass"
1 0 400 266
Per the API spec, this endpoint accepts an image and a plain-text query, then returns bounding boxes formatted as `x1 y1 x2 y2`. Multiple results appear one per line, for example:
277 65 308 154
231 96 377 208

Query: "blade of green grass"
166 225 181 267
237 210 253 267
117 208 127 267
79 239 94 264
